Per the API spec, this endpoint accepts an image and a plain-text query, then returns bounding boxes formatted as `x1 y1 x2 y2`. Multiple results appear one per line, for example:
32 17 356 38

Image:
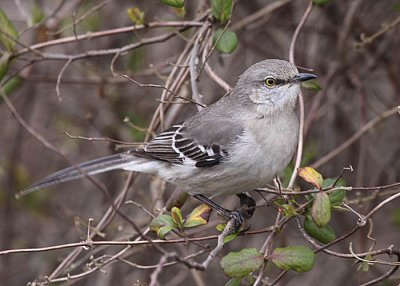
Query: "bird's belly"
160 114 299 197
164 165 269 197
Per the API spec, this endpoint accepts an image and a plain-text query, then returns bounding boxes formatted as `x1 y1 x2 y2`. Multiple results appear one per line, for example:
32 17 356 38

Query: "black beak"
291 73 317 82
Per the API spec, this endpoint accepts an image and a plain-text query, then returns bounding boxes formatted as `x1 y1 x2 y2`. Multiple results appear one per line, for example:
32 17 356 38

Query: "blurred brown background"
0 0 399 285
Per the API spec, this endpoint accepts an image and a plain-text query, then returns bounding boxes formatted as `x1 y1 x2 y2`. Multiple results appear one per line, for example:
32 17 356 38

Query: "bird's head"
235 59 317 115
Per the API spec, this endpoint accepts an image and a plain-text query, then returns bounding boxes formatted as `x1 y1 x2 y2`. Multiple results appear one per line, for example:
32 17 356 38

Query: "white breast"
160 112 299 197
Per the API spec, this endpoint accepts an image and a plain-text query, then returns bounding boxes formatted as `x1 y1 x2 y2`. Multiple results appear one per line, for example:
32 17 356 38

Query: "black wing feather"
132 124 227 167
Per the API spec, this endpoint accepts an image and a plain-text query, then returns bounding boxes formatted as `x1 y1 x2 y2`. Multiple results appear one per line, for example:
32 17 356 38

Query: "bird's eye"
264 77 277 88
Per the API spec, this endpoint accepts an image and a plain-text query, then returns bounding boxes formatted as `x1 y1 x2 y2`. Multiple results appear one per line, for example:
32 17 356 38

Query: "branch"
0 225 272 256
14 21 204 57
355 14 400 49
190 22 211 110
287 0 313 189
201 35 232 93
312 106 398 169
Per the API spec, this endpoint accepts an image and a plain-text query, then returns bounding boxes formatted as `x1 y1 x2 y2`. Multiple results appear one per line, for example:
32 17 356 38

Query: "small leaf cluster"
216 223 238 243
220 167 347 282
211 0 238 54
150 205 212 239
298 167 346 244
220 248 263 285
159 0 184 8
0 9 18 53
270 246 316 273
131 1 184 26
220 246 316 284
127 7 145 25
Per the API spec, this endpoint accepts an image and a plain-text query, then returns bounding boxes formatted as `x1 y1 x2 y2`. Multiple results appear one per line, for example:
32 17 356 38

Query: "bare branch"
287 0 313 188
312 106 398 169
14 21 205 57
355 14 400 49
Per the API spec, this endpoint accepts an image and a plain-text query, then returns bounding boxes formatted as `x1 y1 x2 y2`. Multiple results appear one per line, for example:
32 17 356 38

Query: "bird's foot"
223 209 245 234
193 194 252 234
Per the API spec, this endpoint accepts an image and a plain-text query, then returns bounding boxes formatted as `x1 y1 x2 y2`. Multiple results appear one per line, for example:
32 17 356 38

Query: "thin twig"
201 219 235 269
312 106 398 168
190 22 211 110
14 21 205 57
149 254 169 286
287 0 313 188
117 250 205 270
355 14 400 49
54 1 111 36
0 225 272 256
201 36 232 93
364 191 400 222
62 131 138 145
55 58 73 100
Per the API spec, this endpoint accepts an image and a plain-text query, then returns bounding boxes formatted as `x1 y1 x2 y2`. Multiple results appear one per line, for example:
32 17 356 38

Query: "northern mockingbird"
18 59 316 230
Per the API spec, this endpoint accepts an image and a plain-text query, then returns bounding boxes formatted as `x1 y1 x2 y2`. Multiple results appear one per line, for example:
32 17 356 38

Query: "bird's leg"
274 175 282 195
193 194 243 233
236 193 256 219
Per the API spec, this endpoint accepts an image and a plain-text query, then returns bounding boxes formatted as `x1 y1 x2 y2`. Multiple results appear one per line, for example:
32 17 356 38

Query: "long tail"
16 153 139 198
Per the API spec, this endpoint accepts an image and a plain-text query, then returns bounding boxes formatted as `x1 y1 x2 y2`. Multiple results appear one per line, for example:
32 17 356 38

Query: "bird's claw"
224 210 244 234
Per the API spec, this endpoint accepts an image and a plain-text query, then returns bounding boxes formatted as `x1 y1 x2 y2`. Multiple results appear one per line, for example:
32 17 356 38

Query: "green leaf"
304 215 336 244
2 77 21 95
127 7 145 25
323 178 345 188
184 204 212 228
216 223 226 232
171 207 184 228
224 232 238 244
278 203 298 218
311 192 331 227
220 248 264 278
329 189 346 206
313 0 332 6
270 246 315 273
157 225 176 239
150 214 175 229
216 223 238 243
150 214 177 238
225 278 242 286
242 275 255 285
213 29 237 54
0 52 11 81
323 178 346 206
211 0 233 24
360 254 373 272
301 80 322 91
298 167 323 189
159 0 184 8
0 8 19 52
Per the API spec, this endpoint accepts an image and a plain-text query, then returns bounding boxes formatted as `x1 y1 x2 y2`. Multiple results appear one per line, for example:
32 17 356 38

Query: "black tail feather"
16 153 131 198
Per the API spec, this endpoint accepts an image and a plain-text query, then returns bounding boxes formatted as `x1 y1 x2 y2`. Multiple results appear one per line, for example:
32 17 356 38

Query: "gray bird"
18 59 316 230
